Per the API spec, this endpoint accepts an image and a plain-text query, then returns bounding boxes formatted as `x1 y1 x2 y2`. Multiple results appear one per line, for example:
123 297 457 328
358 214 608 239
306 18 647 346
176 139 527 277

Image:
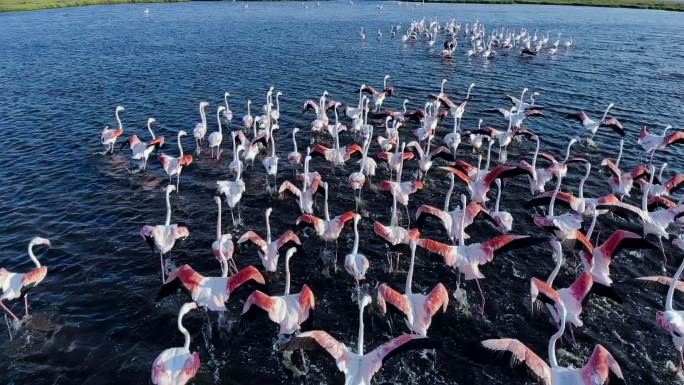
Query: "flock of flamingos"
3 27 684 385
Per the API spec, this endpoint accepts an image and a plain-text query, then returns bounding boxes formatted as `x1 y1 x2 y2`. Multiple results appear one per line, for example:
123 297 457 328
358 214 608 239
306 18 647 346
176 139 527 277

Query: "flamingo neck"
247 101 251 116
147 122 155 139
578 166 590 200
232 133 237 154
458 199 467 246
405 243 416 294
586 205 598 240
549 175 562 217
216 200 222 241
357 303 365 355
546 247 563 286
616 140 623 167
666 254 684 311
177 132 184 158
494 180 502 212
165 189 172 226
179 313 191 351
390 194 398 227
284 252 292 296
531 136 540 171
642 171 656 212
200 105 207 127
217 110 223 135
466 84 474 99
444 177 454 212
548 301 566 368
324 186 330 221
352 218 360 254
265 211 272 243
115 109 123 129
600 104 612 121
292 131 298 153
564 141 573 162
485 142 493 171
28 241 41 268
519 89 527 108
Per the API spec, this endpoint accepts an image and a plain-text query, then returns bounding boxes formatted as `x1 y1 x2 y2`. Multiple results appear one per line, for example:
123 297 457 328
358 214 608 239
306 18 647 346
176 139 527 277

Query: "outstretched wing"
481 338 551 385
370 334 440 364
581 344 624 384
237 231 267 249
284 330 348 363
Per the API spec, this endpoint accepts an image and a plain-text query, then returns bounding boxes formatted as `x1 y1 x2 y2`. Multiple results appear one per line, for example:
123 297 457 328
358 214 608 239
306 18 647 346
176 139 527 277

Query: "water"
1 1 683 384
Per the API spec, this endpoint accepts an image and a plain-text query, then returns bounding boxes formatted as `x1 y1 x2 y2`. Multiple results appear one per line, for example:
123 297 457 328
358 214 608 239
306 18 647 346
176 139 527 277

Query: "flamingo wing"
237 231 267 249
278 180 301 198
483 164 532 189
377 284 411 316
415 205 450 231
581 344 624 384
439 166 471 186
242 290 284 323
566 110 590 126
181 352 201 381
361 85 378 95
228 265 266 294
481 338 551 385
665 174 684 195
481 235 548 258
284 330 348 363
424 283 449 316
276 230 302 249
599 230 655 259
663 131 684 147
524 191 575 210
635 276 684 294
370 334 439 364
600 158 621 179
600 117 625 136
416 238 456 266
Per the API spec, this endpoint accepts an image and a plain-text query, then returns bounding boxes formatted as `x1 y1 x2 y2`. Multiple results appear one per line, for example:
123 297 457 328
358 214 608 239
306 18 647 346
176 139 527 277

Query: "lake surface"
1 1 683 384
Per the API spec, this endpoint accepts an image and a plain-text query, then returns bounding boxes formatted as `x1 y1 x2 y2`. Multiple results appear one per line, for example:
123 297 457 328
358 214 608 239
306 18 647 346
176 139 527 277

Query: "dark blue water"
1 1 683 384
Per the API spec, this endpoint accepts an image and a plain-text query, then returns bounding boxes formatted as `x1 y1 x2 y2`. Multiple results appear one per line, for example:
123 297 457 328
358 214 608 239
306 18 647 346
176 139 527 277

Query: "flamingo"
346 84 366 120
228 131 244 175
120 117 165 170
296 182 355 266
344 214 369 287
287 127 302 167
406 138 435 180
0 237 51 322
279 152 322 215
377 239 449 336
656 236 684 369
262 134 279 188
140 185 190 282
222 92 233 125
212 196 237 276
151 302 200 385
566 103 624 139
270 91 282 124
217 162 246 227
439 163 531 203
579 230 654 287
238 208 301 272
380 99 410 122
380 151 424 222
639 125 684 161
506 88 540 112
193 101 209 150
283 294 438 385
356 124 377 181
483 278 623 385
159 130 193 193
415 173 494 243
242 99 254 129
418 195 545 313
362 75 394 112
303 91 331 132
311 132 362 167
156 263 265 312
207 106 226 159
490 179 513 233
242 248 315 335
378 141 414 177
374 192 420 247
435 82 475 132
348 135 370 205
601 139 652 197
101 105 125 154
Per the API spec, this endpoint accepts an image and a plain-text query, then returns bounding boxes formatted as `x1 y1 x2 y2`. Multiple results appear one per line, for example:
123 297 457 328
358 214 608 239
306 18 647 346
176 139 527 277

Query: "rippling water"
1 1 683 384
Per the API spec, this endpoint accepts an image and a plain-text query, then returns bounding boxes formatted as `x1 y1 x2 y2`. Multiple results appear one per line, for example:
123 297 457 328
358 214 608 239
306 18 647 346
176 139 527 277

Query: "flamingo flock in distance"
3 16 683 383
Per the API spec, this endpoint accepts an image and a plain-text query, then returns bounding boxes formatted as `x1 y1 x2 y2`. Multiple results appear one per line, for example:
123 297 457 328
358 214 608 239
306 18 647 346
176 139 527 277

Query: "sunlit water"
0 1 683 384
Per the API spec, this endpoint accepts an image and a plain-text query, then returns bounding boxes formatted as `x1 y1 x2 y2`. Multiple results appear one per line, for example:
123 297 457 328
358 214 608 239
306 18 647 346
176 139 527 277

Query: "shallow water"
1 1 683 384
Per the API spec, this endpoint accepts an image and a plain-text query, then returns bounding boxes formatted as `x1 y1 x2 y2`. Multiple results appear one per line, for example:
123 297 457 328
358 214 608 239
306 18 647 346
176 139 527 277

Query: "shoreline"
1 0 682 13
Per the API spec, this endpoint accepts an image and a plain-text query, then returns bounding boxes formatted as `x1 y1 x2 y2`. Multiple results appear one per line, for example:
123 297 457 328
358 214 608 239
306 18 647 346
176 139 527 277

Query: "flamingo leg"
0 300 19 322
160 251 166 282
176 172 180 193
475 278 486 316
23 294 29 318
659 237 668 264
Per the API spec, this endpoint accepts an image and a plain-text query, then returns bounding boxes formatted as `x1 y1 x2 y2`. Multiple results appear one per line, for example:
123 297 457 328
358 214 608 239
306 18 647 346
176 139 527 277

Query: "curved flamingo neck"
215 198 222 241
546 243 563 285
352 217 360 254
247 100 251 116
217 109 223 135
292 130 298 153
616 140 623 167
406 242 416 294
600 104 612 121
27 241 42 268
115 109 123 129
147 121 155 139
444 176 454 212
494 180 502 212
265 210 272 243
284 252 292 296
549 175 562 217
642 170 656 212
177 132 184 158
578 165 590 201
179 311 191 351
666 254 684 311
548 301 566 368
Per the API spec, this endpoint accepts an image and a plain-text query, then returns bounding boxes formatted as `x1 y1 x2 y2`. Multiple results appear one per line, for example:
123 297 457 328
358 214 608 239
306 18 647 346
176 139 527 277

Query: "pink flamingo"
159 130 193 193
151 302 200 385
237 208 301 272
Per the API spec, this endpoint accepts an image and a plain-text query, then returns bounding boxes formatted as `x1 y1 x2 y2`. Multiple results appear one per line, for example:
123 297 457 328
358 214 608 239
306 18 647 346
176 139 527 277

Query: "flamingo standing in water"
120 117 165 171
374 191 420 249
238 208 302 272
418 195 545 314
207 106 226 159
656 236 684 369
140 185 190 282
287 127 302 167
212 196 237 276
343 214 370 287
262 134 279 188
378 239 449 336
222 92 233 125
490 179 513 233
242 247 315 335
380 148 424 222
101 105 125 154
0 237 51 322
482 278 623 384
283 294 438 385
242 99 254 129
151 302 200 385
159 130 193 193
193 101 209 150
217 162 246 227
436 82 475 132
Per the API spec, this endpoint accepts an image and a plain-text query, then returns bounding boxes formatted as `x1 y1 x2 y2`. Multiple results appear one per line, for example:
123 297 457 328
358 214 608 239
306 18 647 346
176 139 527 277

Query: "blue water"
0 1 683 384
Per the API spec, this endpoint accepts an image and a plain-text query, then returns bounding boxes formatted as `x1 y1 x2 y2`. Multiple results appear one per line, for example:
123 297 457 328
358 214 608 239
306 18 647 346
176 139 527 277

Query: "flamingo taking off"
238 208 301 272
101 105 125 154
151 302 200 385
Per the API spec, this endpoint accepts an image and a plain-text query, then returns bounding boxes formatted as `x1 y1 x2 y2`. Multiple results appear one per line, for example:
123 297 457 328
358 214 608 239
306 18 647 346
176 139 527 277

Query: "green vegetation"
0 0 184 13
418 0 684 11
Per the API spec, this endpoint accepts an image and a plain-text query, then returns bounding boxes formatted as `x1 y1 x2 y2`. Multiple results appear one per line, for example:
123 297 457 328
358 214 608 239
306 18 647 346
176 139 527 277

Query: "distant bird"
242 247 315 335
100 105 125 154
283 295 438 385
0 237 51 322
151 302 200 385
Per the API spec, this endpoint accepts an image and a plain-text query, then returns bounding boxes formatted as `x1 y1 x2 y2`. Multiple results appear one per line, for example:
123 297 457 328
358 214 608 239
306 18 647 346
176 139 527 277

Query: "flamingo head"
30 237 52 249
175 226 190 240
218 106 226 113
179 155 193 166
276 91 283 97
265 207 273 219
200 101 210 108
214 195 221 205
116 105 125 113
224 91 230 98
178 130 188 137
166 184 176 193
147 117 156 125
360 294 372 309
293 127 300 135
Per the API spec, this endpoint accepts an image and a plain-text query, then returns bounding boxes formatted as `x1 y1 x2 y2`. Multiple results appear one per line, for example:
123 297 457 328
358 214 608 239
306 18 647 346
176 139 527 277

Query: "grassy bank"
0 0 184 13
418 0 684 11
